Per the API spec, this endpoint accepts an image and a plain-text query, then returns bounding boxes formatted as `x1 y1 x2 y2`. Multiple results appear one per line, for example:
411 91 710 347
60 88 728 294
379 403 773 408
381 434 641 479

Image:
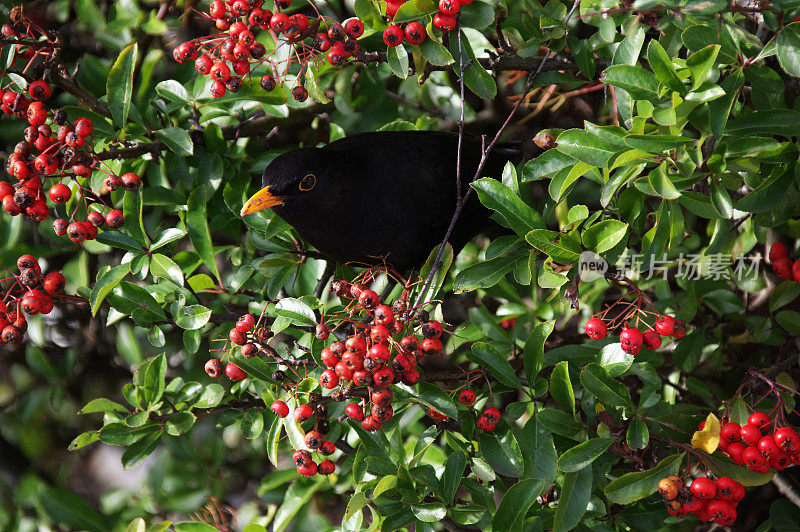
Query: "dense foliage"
2 0 800 531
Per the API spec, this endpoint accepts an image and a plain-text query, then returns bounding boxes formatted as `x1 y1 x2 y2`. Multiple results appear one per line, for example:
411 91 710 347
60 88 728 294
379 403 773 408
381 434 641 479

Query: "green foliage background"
2 0 800 531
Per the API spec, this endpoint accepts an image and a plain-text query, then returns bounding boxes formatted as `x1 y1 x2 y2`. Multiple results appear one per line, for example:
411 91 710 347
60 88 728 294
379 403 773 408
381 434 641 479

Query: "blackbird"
240 131 518 268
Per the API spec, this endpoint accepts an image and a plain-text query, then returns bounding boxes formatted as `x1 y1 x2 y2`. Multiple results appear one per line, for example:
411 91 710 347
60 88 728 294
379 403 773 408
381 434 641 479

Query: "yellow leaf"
691 413 721 454
595 403 606 414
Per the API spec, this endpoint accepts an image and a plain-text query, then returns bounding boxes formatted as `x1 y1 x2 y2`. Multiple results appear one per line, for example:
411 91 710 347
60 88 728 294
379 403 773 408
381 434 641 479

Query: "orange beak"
240 186 285 216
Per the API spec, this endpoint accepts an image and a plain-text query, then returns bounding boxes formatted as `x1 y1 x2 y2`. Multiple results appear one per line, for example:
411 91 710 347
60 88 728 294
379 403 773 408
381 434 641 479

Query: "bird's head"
240 147 334 217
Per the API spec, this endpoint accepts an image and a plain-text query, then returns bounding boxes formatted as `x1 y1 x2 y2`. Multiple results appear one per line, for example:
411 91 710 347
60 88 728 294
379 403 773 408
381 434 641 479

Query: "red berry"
373 304 394 326
725 441 746 465
318 459 335 475
297 461 317 476
654 315 675 336
270 12 289 32
438 0 461 15
720 422 741 445
757 435 780 457
619 327 643 354
400 335 419 351
28 80 52 102
769 242 789 262
690 477 716 500
582 317 607 340
195 55 213 75
53 218 68 235
320 369 339 389
361 415 382 431
383 24 404 47
319 439 336 456
305 430 323 449
458 389 476 405
229 328 246 345
774 426 800 454
483 406 501 423
26 101 47 126
707 499 736 526
209 0 226 18
105 210 124 229
477 415 497 431
270 400 289 417
344 18 365 38
773 256 794 280
372 366 394 387
403 369 420 384
642 329 662 350
743 444 767 469
121 172 142 190
420 337 442 355
433 13 457 31
748 411 771 433
236 313 255 333
422 320 443 339
48 183 71 203
345 403 364 422
404 22 426 45
386 0 404 18
294 403 313 422
225 362 246 381
291 86 308 103
43 272 66 294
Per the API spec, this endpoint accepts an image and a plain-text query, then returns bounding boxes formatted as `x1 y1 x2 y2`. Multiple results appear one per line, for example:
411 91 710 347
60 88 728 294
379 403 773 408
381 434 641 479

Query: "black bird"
240 131 517 269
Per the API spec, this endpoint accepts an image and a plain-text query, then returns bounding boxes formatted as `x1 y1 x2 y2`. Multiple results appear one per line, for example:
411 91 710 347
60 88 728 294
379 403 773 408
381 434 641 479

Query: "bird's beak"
240 186 285 216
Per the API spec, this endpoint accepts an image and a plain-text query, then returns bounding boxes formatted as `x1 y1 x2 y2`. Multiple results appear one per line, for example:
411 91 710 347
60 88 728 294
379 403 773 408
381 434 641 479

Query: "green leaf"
627 418 649 450
394 381 458 418
477 428 523 477
418 39 454 66
174 305 212 330
40 487 106 532
557 437 613 472
519 414 557 487
686 44 720 90
727 109 800 138
646 163 681 200
387 45 409 78
777 23 800 76
394 0 438 23
553 466 592 532
604 453 684 504
468 342 521 389
492 478 545 531
155 79 189 103
472 178 545 235
95 232 144 252
453 255 517 293
194 383 225 408
150 253 184 286
550 361 574 414
525 229 582 264
710 179 733 219
602 65 661 102
524 320 555 384
440 451 467 504
647 40 685 95
90 263 130 316
411 503 447 523
704 453 775 486
418 243 454 302
556 129 618 167
121 430 162 469
173 524 220 532
165 412 196 436
98 421 160 446
155 127 193 156
582 220 628 253
241 409 265 439
79 398 128 414
274 478 325 532
150 227 186 250
452 30 496 99
522 149 577 182
123 189 148 247
107 43 138 126
139 354 167 405
771 281 800 313
186 187 221 284
275 298 317 326
580 363 633 409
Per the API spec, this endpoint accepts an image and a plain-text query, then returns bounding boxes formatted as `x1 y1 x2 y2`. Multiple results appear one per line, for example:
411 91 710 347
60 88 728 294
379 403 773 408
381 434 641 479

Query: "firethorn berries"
748 411 771 433
229 328 246 345
43 272 65 294
720 422 741 445
345 403 365 422
224 362 246 382
320 369 339 389
774 427 800 453
318 459 335 475
105 210 125 229
291 86 308 102
344 18 365 38
305 430 323 449
642 329 662 350
361 415 382 431
358 289 379 310
658 477 679 500
236 313 255 332
383 25 404 46
28 80 52 101
297 461 318 476
773 257 793 279
769 242 789 262
690 477 716 500
404 22 426 45
319 440 336 456
271 400 289 418
483 406 501 424
619 327 644 354
654 315 675 336
458 389 476 405
294 404 313 422
584 317 607 340
48 183 71 203
433 13 457 32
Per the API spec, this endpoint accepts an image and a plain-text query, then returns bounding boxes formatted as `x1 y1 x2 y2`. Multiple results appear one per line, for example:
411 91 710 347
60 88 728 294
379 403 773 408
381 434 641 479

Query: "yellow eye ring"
299 174 316 191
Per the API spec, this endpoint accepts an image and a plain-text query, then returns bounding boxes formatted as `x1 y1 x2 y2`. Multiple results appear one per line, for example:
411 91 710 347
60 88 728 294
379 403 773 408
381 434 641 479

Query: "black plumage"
241 131 517 268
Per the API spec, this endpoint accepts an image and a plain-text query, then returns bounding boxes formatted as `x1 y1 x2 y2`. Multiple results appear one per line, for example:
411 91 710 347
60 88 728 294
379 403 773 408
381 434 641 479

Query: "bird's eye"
299 174 316 191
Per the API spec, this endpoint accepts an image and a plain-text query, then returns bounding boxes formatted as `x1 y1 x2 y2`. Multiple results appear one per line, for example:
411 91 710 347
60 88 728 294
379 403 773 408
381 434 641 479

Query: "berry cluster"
0 25 131 240
383 0 472 44
0 254 66 346
584 313 684 355
767 242 800 282
203 312 267 381
268 401 337 476
714 412 800 472
658 474 743 525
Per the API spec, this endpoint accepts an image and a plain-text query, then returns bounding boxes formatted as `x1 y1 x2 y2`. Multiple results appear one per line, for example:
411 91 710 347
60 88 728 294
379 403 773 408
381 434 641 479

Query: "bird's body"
242 131 517 268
